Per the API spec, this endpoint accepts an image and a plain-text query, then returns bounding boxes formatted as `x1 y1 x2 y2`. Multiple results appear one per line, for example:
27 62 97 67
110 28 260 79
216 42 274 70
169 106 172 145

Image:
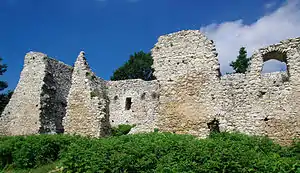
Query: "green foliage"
111 124 135 136
3 162 58 173
0 91 13 115
1 133 299 172
0 57 12 115
110 51 156 81
230 47 250 74
61 132 299 173
0 134 80 170
0 57 8 91
90 91 98 98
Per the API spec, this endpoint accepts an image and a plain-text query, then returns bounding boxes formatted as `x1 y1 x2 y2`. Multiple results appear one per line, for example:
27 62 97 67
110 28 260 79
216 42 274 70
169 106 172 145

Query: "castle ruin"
1 30 300 145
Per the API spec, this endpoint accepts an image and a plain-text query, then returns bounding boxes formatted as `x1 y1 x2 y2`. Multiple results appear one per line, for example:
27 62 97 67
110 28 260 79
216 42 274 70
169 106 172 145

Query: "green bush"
111 124 135 136
60 132 300 173
1 132 299 172
0 134 79 169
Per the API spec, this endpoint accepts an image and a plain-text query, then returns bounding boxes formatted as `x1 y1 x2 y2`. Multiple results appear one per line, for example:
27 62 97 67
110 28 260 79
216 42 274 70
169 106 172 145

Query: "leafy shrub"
0 134 80 169
111 124 135 136
290 138 300 159
60 132 300 173
1 132 299 172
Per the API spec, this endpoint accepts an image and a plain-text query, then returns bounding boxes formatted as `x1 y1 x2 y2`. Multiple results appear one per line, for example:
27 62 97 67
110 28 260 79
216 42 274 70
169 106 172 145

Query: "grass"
2 162 59 173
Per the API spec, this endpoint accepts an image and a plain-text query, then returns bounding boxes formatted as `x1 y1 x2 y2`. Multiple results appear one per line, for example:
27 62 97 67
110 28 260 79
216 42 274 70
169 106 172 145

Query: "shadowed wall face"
39 58 73 134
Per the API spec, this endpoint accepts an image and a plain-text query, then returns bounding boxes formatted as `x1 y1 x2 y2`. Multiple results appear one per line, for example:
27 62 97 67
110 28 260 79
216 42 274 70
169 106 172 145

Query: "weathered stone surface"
1 30 300 144
107 79 159 133
151 30 220 138
63 51 110 137
0 52 72 135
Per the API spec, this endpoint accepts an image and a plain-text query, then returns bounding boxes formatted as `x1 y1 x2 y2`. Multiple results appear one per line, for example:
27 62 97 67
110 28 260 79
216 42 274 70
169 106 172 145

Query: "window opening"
141 93 146 100
262 51 288 74
125 97 132 110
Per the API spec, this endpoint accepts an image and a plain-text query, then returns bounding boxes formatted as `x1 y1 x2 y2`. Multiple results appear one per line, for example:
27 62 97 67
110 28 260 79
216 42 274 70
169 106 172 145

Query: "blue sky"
1 0 299 91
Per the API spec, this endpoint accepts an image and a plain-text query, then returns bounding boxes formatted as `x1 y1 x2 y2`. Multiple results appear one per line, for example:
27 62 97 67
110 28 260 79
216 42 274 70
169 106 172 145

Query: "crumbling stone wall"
0 52 72 135
151 30 221 137
39 58 73 134
107 79 159 133
63 51 110 137
1 30 299 144
150 31 300 144
217 38 300 144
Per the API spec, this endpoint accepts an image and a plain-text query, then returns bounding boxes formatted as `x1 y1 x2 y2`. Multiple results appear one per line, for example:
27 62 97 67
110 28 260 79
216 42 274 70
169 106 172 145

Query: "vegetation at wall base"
0 132 299 173
111 124 136 136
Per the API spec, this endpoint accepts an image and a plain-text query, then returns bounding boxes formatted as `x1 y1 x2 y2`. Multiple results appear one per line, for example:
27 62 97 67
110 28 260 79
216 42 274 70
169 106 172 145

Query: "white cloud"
200 0 300 74
265 1 277 9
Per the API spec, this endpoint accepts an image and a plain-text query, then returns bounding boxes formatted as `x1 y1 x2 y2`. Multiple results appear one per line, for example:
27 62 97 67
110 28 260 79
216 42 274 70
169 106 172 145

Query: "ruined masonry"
1 30 300 145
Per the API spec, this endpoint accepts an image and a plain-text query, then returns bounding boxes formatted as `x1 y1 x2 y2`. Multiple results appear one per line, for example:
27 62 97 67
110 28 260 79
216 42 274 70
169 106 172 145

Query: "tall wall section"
107 79 159 133
63 52 110 137
0 52 72 135
151 30 221 137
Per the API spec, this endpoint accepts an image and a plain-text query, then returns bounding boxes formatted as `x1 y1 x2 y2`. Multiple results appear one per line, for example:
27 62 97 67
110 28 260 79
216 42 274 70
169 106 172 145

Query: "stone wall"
63 52 111 137
39 58 73 133
107 79 159 133
1 30 300 144
151 30 221 137
217 38 300 144
0 52 72 135
150 31 300 144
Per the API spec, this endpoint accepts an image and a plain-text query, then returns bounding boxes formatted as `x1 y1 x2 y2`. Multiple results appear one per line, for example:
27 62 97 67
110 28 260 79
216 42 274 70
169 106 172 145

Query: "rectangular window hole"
125 97 132 110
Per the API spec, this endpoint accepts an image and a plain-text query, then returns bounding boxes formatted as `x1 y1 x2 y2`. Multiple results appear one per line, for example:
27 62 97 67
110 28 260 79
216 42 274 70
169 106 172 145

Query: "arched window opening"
261 51 288 74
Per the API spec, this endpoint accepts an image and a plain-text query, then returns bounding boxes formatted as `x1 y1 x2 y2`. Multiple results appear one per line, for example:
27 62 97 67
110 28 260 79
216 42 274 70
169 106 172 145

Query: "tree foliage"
0 91 13 114
0 58 8 91
230 47 250 74
111 51 156 81
0 57 12 114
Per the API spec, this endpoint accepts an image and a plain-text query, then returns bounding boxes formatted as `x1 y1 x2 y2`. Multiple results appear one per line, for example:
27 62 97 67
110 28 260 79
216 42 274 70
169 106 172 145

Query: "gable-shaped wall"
63 52 110 137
